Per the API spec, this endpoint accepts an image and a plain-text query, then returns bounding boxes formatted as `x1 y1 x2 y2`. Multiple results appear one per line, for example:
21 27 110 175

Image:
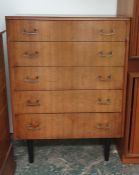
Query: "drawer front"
9 42 125 66
14 113 123 139
12 67 124 90
13 90 123 113
7 20 127 41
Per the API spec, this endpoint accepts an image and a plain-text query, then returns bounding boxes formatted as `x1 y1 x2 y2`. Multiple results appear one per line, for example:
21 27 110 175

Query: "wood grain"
0 32 15 174
117 73 139 163
0 87 7 110
6 17 129 141
12 67 124 90
13 90 123 113
7 20 128 41
0 108 10 169
117 0 139 58
130 79 139 154
117 0 134 16
14 113 123 139
9 42 126 67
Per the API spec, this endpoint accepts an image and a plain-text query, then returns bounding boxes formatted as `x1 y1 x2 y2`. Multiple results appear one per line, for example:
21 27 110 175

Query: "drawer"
12 67 124 90
13 90 123 113
13 113 123 139
7 20 127 41
0 87 7 111
9 42 125 67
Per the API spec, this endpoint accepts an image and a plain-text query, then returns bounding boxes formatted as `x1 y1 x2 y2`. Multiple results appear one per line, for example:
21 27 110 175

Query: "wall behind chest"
0 0 117 30
0 0 117 132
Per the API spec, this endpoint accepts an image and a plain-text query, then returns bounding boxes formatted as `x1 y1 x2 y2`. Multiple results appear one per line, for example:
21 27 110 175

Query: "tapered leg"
104 139 111 161
27 140 34 163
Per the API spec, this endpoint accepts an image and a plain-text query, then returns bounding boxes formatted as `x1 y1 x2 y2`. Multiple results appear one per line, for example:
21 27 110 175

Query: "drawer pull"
23 29 38 35
23 51 39 58
97 98 111 105
97 75 112 81
26 100 40 106
96 123 110 130
27 123 41 131
98 51 113 58
99 29 116 36
24 76 39 83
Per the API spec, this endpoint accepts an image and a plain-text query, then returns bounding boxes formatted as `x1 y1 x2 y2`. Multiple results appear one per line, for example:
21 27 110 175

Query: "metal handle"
23 51 39 59
23 28 38 35
99 29 116 36
97 75 112 81
27 123 41 131
98 51 113 58
96 123 111 130
26 100 40 106
97 98 111 105
24 76 39 83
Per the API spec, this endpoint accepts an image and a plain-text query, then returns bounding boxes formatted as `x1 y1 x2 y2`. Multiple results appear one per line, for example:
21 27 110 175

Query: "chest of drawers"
6 16 130 162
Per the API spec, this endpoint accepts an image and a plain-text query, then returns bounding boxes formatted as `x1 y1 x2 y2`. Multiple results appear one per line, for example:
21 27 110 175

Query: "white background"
0 0 117 30
0 0 117 131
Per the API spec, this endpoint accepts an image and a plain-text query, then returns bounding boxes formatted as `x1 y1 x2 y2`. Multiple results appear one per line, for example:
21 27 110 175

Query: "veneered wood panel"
117 0 139 58
6 17 129 143
0 107 9 136
0 70 6 89
0 130 10 169
118 73 139 163
128 59 139 72
13 90 123 113
117 0 134 17
0 87 7 111
0 31 15 174
9 42 125 67
12 67 124 90
0 107 10 168
130 79 139 154
131 0 139 57
14 113 123 139
7 20 127 41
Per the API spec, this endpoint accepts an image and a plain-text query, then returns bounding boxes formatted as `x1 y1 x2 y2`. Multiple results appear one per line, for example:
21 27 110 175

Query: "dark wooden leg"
104 138 111 161
27 140 34 163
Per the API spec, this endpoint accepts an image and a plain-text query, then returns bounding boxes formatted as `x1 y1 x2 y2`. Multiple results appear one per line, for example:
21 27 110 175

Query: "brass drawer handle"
23 28 39 35
24 76 39 83
96 123 111 130
26 100 40 106
97 75 112 81
23 51 39 59
27 123 41 131
97 98 111 105
99 29 116 36
98 51 113 58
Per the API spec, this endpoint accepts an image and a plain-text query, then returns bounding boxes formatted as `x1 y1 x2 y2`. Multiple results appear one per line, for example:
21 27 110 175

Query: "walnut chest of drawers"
6 16 129 142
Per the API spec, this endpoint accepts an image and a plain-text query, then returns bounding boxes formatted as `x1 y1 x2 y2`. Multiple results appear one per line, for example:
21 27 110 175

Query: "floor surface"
14 139 139 175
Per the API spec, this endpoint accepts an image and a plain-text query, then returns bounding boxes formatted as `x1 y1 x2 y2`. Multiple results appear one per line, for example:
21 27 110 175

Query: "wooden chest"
6 16 130 140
